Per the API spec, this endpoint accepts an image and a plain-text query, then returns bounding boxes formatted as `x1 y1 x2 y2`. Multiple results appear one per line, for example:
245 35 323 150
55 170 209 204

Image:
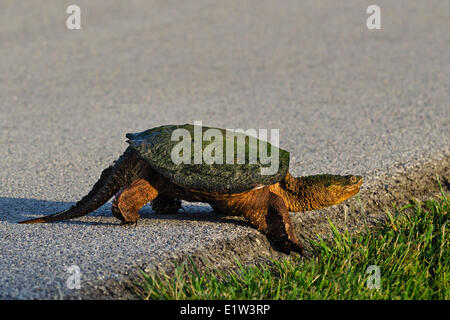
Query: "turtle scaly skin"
19 124 363 254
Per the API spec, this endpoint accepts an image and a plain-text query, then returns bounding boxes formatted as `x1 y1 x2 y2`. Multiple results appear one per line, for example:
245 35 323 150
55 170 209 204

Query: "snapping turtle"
19 124 363 253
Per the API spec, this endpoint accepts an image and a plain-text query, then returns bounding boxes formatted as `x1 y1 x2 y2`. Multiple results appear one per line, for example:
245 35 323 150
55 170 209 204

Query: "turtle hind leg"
151 195 182 214
112 178 158 224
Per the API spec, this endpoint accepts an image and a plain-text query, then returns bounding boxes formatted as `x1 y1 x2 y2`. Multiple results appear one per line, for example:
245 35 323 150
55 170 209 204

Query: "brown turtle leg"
151 194 182 214
219 189 303 254
264 192 303 254
111 178 158 224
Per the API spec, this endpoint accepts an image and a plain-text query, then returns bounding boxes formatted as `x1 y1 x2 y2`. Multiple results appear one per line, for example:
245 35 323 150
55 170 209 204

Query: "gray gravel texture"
0 0 449 299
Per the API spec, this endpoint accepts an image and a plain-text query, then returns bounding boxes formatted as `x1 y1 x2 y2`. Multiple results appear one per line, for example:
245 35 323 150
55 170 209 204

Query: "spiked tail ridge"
19 147 146 224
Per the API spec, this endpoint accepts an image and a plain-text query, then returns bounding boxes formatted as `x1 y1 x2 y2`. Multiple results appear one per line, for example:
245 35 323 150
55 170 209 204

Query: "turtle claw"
289 241 304 255
273 239 304 255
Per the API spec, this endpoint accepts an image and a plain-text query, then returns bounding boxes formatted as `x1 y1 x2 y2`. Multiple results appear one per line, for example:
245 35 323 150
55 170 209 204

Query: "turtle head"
321 174 363 205
282 173 363 211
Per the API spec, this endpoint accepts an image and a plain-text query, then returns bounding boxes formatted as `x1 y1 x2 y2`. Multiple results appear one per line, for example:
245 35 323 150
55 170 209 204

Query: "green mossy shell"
126 124 290 194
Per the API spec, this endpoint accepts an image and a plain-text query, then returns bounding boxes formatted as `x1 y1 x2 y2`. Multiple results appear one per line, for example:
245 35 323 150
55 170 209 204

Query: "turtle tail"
19 147 147 224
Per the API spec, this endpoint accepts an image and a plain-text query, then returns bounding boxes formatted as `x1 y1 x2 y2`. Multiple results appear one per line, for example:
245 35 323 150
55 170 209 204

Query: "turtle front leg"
262 192 303 254
220 189 303 254
111 178 159 224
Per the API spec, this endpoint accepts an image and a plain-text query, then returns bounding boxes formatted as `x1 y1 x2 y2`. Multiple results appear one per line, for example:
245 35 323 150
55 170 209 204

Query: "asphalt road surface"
0 0 449 299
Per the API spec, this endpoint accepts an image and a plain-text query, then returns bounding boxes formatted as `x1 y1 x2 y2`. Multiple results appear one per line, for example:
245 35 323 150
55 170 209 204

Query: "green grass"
136 184 449 300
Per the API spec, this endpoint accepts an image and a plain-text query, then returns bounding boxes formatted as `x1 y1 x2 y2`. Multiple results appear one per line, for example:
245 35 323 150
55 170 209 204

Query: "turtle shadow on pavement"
0 197 71 224
139 204 252 228
0 197 251 228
